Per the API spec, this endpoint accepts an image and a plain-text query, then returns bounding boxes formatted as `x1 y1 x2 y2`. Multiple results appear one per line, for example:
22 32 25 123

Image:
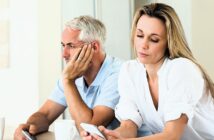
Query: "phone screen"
22 130 36 140
80 123 106 140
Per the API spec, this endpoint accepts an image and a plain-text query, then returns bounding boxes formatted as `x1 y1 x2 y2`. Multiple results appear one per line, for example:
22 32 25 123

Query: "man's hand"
63 44 94 81
14 123 38 140
14 123 29 140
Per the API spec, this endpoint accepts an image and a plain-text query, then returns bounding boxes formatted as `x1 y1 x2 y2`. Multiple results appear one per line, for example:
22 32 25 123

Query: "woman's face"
135 15 167 65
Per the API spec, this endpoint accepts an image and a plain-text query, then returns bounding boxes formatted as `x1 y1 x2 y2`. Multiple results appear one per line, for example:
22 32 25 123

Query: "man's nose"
62 46 70 58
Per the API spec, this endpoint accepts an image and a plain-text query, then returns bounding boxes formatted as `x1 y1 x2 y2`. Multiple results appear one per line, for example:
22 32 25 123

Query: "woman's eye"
151 39 159 43
137 35 143 38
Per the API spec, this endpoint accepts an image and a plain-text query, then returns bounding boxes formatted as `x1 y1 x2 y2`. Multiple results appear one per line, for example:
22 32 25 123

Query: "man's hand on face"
62 43 94 82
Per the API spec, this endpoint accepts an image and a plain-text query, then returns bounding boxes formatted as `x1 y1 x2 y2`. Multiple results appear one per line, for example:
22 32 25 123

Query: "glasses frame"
61 41 91 50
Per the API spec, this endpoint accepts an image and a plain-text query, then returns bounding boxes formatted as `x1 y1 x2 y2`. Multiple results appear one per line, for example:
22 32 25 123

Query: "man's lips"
65 59 70 63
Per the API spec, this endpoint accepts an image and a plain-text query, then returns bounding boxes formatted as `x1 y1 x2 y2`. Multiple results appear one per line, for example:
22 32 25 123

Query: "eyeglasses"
61 42 86 50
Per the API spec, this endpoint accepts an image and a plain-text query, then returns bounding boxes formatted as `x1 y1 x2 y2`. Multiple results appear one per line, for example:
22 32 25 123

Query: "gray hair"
65 15 106 47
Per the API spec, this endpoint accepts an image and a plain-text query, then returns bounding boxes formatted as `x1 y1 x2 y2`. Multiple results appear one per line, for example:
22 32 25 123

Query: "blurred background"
0 0 214 138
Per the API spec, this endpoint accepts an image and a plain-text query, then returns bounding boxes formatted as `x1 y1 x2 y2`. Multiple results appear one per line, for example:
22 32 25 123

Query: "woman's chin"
138 58 148 64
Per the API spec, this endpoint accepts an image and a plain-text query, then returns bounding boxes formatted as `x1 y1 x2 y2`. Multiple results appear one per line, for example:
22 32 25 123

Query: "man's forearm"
63 80 94 128
26 112 50 134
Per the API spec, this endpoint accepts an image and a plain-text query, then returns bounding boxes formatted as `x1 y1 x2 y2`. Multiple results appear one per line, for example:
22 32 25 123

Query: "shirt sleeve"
115 62 144 128
94 72 120 110
164 58 204 122
48 79 67 107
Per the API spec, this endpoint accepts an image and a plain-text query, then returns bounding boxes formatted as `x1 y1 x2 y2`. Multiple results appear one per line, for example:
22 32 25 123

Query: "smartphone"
80 123 106 140
22 130 37 140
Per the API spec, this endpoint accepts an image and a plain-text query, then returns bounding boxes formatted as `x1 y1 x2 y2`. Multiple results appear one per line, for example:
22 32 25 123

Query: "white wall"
62 0 94 26
38 0 61 105
0 0 39 136
99 0 132 60
192 0 214 80
0 0 62 138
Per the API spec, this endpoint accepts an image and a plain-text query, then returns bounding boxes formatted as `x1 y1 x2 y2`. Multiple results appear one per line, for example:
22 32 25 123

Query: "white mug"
0 117 5 140
54 119 81 140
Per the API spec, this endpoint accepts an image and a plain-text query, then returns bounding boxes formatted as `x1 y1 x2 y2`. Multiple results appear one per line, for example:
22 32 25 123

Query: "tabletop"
36 131 55 140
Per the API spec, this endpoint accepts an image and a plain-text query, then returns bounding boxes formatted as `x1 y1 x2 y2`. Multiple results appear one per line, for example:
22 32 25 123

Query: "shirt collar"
157 57 169 76
136 57 169 76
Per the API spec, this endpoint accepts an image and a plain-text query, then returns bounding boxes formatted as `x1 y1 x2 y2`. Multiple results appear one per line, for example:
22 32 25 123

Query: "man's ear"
91 41 100 52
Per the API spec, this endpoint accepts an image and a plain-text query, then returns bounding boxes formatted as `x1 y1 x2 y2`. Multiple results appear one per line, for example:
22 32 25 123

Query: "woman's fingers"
98 126 122 139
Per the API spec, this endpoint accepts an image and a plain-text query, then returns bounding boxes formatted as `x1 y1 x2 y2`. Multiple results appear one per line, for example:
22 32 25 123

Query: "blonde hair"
65 15 106 48
131 3 214 99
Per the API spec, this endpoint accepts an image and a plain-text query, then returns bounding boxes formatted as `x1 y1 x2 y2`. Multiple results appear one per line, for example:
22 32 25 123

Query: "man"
14 15 122 139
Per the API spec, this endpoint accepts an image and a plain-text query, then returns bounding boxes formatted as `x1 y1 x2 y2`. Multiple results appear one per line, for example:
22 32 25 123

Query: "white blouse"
115 58 214 140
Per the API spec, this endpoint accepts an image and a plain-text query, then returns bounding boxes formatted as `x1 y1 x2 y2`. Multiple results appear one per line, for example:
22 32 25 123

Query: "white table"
36 132 55 140
4 125 55 140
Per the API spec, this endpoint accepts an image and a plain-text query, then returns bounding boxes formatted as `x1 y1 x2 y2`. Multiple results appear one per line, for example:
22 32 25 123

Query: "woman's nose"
141 39 149 50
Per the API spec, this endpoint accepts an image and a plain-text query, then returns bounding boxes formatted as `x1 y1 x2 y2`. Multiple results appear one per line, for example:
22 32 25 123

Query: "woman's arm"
138 114 188 140
81 120 138 140
113 120 138 138
83 114 187 140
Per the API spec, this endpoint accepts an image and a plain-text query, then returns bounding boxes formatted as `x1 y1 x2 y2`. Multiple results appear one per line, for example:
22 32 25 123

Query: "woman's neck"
145 57 166 81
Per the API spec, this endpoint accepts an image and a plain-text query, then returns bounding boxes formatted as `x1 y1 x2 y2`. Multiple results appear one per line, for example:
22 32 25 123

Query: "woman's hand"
81 126 125 140
81 130 100 140
98 126 124 140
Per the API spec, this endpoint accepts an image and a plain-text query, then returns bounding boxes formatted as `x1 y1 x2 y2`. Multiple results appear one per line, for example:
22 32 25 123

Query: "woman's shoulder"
169 57 194 65
121 59 144 72
167 57 198 71
167 57 202 79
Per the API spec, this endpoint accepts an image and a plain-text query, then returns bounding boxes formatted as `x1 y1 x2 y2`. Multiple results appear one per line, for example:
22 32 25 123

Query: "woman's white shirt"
115 58 214 140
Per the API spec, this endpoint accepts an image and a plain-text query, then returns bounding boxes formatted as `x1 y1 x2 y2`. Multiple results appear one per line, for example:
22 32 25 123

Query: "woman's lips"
139 52 149 57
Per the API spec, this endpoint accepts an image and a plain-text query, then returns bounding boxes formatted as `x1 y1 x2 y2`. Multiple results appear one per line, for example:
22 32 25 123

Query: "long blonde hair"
131 3 214 99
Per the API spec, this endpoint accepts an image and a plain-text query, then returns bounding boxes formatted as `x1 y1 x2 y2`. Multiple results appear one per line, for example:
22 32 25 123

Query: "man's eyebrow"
61 42 73 45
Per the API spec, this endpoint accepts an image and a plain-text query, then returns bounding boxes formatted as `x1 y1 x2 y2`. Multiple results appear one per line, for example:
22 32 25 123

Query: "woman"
82 3 214 140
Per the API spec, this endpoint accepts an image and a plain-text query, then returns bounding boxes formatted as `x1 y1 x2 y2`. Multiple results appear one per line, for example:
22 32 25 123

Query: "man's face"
61 28 84 63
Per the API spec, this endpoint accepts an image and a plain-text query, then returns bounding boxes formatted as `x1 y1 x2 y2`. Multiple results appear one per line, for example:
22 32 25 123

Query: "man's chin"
64 60 69 63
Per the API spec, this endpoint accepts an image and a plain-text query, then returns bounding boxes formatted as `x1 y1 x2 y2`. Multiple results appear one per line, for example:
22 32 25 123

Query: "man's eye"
67 44 75 48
